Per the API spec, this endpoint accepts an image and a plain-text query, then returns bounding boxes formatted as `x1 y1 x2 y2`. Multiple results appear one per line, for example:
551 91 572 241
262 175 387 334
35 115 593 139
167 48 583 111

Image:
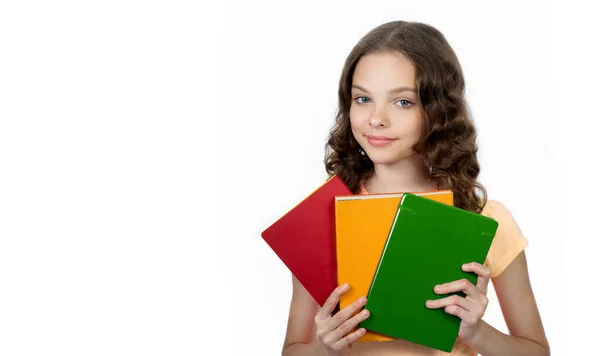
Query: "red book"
261 175 352 306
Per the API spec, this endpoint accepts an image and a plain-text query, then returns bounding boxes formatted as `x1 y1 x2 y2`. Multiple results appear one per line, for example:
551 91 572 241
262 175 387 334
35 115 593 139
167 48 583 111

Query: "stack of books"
261 175 498 352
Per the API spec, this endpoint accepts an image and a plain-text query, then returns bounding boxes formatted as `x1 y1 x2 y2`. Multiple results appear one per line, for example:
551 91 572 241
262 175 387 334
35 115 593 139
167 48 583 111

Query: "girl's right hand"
314 283 370 356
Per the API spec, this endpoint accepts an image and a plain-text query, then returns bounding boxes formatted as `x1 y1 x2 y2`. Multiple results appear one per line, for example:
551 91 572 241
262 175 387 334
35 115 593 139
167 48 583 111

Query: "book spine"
398 205 415 214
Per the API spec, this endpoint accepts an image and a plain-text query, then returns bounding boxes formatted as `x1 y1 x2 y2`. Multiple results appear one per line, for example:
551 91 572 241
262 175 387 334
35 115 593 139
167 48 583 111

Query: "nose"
369 106 389 128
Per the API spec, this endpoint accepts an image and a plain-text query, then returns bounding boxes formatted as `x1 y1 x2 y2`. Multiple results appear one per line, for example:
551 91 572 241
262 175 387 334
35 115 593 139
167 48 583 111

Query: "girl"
281 21 549 356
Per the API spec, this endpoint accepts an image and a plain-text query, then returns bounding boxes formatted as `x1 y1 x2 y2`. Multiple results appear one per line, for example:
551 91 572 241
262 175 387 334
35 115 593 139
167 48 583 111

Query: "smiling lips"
366 135 398 147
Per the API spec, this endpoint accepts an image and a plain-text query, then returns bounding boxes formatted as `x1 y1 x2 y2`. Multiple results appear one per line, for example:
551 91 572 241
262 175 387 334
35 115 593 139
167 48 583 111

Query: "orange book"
335 191 454 342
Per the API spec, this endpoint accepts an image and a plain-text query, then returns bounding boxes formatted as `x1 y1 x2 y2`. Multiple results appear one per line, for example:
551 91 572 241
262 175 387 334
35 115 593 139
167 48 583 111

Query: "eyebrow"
351 85 416 93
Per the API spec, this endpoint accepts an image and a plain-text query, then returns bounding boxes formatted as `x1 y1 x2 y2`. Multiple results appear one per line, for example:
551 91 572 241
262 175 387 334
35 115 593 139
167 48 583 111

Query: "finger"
426 295 474 312
434 279 478 297
329 308 370 342
443 305 479 326
317 283 349 319
331 327 367 350
462 262 491 293
329 296 368 331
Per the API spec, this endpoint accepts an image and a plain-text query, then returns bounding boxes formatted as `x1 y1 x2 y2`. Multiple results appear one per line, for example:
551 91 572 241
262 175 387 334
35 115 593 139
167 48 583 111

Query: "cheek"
349 105 369 127
405 110 423 137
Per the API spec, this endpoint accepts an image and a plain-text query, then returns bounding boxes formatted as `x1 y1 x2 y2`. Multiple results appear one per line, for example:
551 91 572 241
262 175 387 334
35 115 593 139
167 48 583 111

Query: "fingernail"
462 264 468 270
361 309 370 317
342 283 349 290
435 285 442 292
426 300 434 307
359 296 367 304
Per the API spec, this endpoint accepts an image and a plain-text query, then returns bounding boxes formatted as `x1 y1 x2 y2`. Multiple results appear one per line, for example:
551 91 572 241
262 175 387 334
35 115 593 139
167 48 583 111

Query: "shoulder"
481 199 529 278
481 199 510 217
481 199 520 229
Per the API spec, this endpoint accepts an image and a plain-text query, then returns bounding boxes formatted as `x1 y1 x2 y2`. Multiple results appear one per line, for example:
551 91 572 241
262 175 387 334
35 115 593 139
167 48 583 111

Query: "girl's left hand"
425 262 491 343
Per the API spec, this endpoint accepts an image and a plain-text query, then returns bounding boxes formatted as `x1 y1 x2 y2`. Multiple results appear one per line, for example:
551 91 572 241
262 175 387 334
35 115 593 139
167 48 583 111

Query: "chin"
364 152 403 166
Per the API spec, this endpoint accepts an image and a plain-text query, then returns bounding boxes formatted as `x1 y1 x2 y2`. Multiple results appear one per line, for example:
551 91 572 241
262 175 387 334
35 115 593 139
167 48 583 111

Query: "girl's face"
349 52 422 166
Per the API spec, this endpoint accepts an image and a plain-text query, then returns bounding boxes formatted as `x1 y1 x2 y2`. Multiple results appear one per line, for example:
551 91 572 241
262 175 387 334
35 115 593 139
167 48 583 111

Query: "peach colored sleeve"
482 200 529 278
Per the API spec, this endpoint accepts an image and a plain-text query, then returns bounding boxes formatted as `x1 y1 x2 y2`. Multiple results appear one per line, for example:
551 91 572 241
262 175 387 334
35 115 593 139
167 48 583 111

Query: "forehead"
352 52 416 90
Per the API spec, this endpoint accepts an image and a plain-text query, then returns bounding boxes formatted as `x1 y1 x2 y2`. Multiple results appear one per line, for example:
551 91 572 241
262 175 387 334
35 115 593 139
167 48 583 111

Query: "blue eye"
354 96 371 104
396 99 413 108
353 97 413 107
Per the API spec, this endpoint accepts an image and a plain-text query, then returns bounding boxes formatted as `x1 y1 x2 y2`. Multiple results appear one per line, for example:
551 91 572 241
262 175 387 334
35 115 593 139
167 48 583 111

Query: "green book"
359 193 498 352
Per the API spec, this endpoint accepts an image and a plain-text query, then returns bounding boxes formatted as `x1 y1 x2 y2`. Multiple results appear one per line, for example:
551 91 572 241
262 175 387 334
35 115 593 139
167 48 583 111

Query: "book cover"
261 175 352 306
359 193 498 351
335 191 453 342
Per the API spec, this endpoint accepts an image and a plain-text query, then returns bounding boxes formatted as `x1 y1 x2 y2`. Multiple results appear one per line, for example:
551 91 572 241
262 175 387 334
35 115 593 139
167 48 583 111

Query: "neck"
364 155 437 194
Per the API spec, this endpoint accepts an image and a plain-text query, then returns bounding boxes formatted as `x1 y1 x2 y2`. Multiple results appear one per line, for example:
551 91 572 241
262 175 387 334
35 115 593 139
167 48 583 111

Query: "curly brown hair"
324 21 487 213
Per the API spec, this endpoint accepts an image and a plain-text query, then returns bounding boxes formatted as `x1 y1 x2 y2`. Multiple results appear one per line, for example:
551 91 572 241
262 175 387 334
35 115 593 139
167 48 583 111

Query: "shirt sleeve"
482 200 529 278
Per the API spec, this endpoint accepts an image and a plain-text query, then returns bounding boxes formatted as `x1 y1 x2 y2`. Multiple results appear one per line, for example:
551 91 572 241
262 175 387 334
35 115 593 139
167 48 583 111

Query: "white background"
0 1 597 355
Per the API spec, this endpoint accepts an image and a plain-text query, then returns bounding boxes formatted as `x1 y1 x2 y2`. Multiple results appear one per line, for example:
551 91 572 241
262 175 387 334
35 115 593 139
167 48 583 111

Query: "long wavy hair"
325 21 487 213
